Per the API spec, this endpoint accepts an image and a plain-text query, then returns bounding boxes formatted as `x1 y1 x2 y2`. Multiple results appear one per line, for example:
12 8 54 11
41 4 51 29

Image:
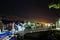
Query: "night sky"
0 0 60 23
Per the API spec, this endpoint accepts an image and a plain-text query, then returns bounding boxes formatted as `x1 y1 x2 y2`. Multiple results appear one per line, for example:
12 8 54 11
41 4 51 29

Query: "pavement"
0 28 60 40
24 30 60 40
9 30 60 40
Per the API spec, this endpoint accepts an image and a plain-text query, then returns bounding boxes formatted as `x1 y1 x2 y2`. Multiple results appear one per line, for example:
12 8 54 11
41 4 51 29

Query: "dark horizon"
0 0 60 23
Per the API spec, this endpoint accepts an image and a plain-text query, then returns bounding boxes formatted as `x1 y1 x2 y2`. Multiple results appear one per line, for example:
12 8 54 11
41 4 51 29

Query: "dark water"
11 30 60 40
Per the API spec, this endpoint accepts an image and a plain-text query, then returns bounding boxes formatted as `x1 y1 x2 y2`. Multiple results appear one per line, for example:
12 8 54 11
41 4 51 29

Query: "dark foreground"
12 30 60 40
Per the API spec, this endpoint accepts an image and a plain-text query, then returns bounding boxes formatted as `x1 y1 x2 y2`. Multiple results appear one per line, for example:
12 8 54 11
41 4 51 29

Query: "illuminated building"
56 18 60 29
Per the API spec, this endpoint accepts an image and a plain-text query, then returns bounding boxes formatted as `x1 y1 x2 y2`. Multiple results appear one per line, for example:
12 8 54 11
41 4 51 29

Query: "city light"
27 22 31 26
59 21 60 23
56 28 60 30
48 24 51 26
